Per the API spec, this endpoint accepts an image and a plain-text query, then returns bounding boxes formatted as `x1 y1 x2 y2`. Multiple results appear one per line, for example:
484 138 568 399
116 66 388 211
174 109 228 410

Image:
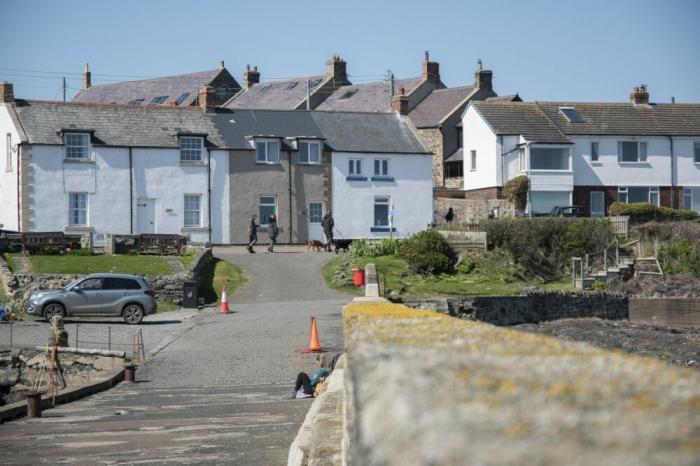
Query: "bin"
352 268 366 287
182 280 198 308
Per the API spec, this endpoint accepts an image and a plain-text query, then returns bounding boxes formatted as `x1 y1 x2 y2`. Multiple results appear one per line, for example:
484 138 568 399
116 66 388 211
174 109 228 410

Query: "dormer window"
180 136 203 162
559 107 583 123
299 141 321 164
256 140 280 163
64 133 90 160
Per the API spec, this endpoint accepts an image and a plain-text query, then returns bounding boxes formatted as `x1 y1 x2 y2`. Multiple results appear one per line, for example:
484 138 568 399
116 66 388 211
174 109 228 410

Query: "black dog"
333 239 352 254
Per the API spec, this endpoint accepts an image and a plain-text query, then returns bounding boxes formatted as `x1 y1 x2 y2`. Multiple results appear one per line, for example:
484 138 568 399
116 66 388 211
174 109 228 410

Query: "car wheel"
43 303 65 322
123 304 145 325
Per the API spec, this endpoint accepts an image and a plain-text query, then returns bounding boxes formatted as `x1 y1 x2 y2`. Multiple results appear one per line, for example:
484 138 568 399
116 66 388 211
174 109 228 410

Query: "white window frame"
529 146 570 171
5 133 12 172
68 192 88 226
374 158 389 177
590 141 599 162
694 142 700 164
255 139 280 164
618 186 659 206
518 148 526 171
618 141 647 163
309 202 323 224
183 194 202 227
180 136 203 162
259 195 277 226
298 141 321 164
470 150 477 171
373 196 390 227
349 158 363 176
64 132 90 160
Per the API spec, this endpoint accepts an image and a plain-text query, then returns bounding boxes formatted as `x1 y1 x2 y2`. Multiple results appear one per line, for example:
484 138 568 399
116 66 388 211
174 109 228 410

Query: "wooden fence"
608 216 629 236
437 230 488 251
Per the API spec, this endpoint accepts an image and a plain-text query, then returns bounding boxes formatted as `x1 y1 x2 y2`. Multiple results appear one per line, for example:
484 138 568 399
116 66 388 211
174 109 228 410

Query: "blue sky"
2 0 698 103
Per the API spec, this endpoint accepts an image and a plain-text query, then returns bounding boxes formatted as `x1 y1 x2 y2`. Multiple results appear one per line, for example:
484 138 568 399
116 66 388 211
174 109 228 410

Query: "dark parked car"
26 273 157 324
550 206 585 217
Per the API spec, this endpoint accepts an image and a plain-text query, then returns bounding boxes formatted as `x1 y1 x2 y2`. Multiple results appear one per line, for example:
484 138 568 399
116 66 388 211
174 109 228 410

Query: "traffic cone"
302 316 322 353
219 287 230 314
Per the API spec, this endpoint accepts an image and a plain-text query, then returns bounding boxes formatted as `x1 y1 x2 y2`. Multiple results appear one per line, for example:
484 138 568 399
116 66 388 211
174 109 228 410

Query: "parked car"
26 273 157 324
549 206 585 217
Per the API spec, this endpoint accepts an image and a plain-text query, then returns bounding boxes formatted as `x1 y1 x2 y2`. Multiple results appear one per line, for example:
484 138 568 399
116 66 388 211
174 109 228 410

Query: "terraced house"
462 85 700 215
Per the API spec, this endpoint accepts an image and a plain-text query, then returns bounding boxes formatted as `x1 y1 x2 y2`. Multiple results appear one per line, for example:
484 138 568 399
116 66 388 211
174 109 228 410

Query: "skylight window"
258 85 272 93
175 93 190 105
559 107 583 123
309 78 322 88
150 96 169 105
286 82 299 90
339 89 358 100
127 99 145 105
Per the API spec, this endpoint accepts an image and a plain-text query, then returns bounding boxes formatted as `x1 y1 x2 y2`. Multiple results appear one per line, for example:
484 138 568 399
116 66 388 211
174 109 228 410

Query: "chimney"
422 51 440 84
243 64 260 89
0 82 14 103
82 63 91 89
630 84 650 105
474 59 493 91
392 87 409 115
219 60 225 70
325 54 347 84
198 85 216 113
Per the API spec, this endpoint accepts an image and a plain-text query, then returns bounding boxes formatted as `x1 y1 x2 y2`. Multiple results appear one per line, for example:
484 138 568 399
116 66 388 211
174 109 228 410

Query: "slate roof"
486 94 522 102
316 77 423 112
224 76 325 110
472 101 700 142
11 100 225 147
408 86 476 128
445 148 463 162
72 69 228 106
210 109 429 154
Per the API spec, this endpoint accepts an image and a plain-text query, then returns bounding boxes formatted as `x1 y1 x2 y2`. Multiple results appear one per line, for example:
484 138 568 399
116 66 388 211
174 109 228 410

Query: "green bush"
350 238 400 258
609 202 698 222
67 247 94 256
397 230 457 275
503 175 529 212
456 258 476 274
39 246 62 256
659 239 700 277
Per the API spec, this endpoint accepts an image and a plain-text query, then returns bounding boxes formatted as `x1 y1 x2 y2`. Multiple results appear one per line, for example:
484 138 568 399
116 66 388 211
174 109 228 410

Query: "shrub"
634 221 700 243
397 230 457 275
456 258 476 274
350 238 401 258
67 247 94 256
503 175 529 212
659 239 700 277
609 202 698 222
39 246 62 256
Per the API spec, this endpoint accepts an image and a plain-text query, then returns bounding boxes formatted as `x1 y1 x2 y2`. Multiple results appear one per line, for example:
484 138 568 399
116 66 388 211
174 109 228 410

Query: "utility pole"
306 79 311 110
62 77 66 102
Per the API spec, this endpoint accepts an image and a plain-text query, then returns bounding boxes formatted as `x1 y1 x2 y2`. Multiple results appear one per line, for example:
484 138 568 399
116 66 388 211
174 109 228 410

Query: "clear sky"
2 0 698 103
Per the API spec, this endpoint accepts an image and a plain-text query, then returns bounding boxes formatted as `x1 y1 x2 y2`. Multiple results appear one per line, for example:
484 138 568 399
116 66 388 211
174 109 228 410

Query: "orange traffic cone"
302 316 322 353
219 287 230 314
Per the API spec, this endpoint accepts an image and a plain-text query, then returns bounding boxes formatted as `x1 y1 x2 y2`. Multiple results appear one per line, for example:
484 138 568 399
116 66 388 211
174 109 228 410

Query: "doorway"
137 198 156 233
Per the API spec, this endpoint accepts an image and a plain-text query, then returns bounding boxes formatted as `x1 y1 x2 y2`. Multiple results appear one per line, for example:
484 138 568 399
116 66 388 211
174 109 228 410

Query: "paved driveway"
0 246 349 465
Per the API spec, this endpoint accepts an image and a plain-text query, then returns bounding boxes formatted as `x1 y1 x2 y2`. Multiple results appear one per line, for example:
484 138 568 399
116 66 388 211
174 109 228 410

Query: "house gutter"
207 148 212 245
129 147 133 234
288 149 293 244
16 144 22 231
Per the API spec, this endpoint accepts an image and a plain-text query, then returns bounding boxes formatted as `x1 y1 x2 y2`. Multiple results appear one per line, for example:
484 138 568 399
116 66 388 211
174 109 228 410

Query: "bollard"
26 392 42 418
124 363 136 383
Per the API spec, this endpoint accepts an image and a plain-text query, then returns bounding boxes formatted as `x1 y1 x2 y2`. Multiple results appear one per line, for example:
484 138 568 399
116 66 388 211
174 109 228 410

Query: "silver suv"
27 273 157 324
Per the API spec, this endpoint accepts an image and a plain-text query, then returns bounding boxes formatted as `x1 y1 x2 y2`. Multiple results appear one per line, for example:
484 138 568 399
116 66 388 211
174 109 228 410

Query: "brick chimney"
82 63 91 89
422 51 440 84
0 82 14 103
630 84 650 105
244 64 260 89
392 87 409 115
474 59 493 91
326 54 347 84
219 60 225 70
198 85 216 113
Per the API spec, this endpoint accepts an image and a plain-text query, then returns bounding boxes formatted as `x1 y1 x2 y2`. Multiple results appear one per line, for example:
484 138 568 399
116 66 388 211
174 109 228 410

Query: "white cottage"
461 86 700 215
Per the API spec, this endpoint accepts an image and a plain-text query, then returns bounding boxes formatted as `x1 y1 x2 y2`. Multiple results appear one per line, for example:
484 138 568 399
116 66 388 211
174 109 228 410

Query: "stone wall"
417 128 443 187
435 197 513 223
444 176 463 189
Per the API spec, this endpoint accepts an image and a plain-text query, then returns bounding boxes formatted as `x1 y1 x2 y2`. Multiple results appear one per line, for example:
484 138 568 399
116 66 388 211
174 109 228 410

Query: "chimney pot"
219 60 225 69
671 96 676 104
422 52 440 84
424 50 429 62
244 65 260 88
82 63 91 89
0 82 15 103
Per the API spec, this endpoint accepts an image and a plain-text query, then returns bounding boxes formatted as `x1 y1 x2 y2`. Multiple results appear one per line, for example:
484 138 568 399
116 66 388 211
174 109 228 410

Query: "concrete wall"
629 298 700 327
0 105 22 231
331 151 433 239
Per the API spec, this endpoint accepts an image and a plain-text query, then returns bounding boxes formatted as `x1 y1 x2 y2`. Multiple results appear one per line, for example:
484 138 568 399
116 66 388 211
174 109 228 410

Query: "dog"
307 240 324 252
333 239 353 254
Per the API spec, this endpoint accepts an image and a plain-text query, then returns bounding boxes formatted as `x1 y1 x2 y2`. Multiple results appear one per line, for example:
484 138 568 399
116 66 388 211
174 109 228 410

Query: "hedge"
608 202 698 222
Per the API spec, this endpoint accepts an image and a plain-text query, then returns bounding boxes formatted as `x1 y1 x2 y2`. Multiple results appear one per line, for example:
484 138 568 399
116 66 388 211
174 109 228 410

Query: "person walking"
267 214 279 253
444 207 455 224
321 211 334 252
247 215 259 253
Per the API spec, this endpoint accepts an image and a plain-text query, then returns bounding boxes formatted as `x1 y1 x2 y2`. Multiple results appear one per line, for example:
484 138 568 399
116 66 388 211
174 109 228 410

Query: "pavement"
0 246 349 465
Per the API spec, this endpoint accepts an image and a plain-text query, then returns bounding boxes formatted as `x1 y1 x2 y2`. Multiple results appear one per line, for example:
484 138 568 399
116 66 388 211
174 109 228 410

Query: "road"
0 246 349 465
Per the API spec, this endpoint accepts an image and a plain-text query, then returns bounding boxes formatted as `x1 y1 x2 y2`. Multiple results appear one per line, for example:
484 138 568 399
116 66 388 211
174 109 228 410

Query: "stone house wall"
417 128 443 188
435 197 514 223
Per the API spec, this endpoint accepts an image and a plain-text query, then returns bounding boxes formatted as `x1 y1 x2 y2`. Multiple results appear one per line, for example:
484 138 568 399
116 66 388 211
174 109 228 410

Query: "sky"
1 0 698 103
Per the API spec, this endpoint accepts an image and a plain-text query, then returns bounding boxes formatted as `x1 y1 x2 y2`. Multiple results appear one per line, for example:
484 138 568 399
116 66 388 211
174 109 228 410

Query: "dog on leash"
332 239 353 254
307 240 324 252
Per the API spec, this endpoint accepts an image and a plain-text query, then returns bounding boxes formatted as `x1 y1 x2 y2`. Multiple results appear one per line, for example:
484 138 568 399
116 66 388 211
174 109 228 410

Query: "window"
618 141 647 163
684 188 700 212
559 107 583 123
518 148 526 171
374 196 390 227
339 89 358 100
591 142 599 162
127 99 145 105
694 142 700 164
76 277 102 290
6 133 12 171
65 133 90 160
103 277 141 290
259 196 276 225
175 93 190 105
150 96 168 104
470 150 477 171
69 192 88 226
529 191 571 214
258 84 272 93
309 202 323 223
617 187 659 205
309 78 322 88
299 142 321 164
349 159 362 175
530 147 569 170
286 82 299 90
374 159 389 177
184 195 202 227
180 136 203 162
457 127 463 149
445 162 463 178
256 140 280 163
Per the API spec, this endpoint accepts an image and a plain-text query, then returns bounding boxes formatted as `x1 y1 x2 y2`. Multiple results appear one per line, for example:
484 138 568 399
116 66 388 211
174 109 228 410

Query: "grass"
198 257 246 304
179 253 197 270
1 253 17 272
323 252 576 299
25 254 172 275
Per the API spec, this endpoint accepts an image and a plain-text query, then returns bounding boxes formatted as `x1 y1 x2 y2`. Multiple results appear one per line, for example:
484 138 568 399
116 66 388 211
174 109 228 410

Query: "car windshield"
63 277 84 289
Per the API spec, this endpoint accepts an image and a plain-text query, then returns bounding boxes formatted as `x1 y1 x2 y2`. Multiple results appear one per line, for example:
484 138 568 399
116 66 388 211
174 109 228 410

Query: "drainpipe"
499 135 504 196
288 149 293 244
668 136 675 208
526 142 532 217
129 147 133 234
16 144 22 231
207 148 212 245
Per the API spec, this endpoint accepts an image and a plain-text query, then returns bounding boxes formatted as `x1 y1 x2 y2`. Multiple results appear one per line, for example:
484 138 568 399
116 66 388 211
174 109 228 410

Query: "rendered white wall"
674 138 700 187
462 106 499 190
0 105 22 231
332 152 433 239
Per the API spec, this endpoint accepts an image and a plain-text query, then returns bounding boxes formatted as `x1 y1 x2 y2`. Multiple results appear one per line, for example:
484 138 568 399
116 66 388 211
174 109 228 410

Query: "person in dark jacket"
267 214 279 253
247 215 259 253
444 207 455 224
321 211 334 252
